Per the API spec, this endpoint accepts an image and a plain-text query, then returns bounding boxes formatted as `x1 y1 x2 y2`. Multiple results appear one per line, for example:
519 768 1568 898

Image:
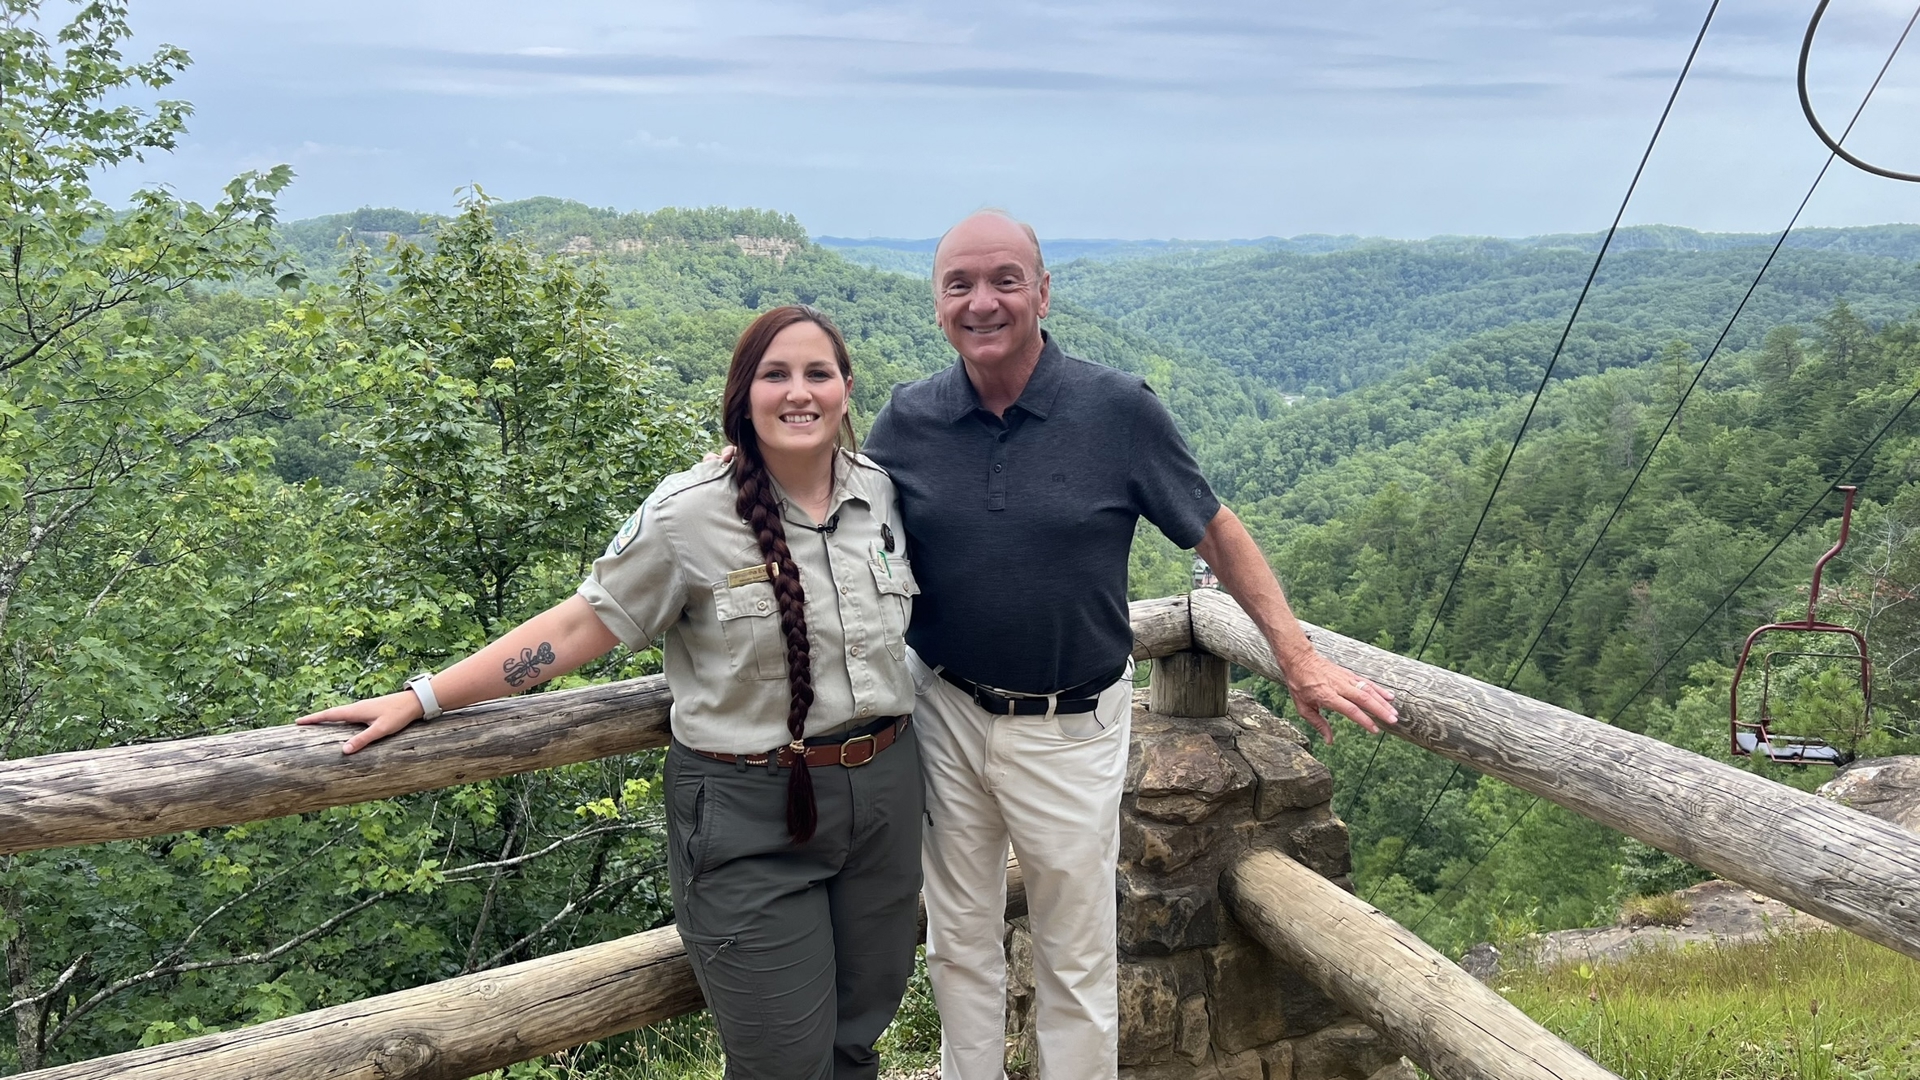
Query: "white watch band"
406 673 443 721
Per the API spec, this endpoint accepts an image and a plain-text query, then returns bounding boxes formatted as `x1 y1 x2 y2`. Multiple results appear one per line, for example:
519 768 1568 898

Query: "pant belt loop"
1044 693 1059 720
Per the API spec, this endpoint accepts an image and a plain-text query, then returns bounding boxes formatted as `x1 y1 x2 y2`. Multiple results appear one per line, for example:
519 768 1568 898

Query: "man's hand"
1278 649 1397 744
703 445 737 465
1196 505 1399 743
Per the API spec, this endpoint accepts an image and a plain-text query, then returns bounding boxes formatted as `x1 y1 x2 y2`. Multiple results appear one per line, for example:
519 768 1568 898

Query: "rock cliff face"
1818 756 1920 833
1000 688 1408 1080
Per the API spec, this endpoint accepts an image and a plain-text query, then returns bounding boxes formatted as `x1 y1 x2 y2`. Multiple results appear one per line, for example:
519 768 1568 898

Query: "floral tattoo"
504 642 557 687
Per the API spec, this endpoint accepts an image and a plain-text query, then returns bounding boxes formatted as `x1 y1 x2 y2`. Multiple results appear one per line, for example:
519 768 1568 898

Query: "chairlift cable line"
1351 0 1725 892
1800 0 1920 183
1495 0 1913 702
1412 375 1920 931
1408 5 1920 929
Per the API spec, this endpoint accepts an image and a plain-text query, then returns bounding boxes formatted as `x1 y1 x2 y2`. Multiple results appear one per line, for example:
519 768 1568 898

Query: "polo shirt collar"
942 331 1067 424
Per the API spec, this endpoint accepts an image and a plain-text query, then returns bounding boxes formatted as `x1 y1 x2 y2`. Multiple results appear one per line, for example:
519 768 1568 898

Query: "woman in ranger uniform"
297 305 924 1080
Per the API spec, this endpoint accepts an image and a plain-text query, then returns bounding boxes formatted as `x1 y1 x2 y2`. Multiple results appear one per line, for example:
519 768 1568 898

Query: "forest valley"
4 1 1920 1070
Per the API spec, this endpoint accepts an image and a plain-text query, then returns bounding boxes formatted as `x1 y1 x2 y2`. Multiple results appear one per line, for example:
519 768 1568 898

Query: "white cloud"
93 0 1920 236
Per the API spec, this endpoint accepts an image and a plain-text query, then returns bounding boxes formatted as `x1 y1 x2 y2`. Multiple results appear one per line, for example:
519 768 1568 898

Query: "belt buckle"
839 733 878 767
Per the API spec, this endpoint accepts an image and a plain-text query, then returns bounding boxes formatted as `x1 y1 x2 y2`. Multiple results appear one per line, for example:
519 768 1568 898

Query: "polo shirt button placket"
988 433 1010 511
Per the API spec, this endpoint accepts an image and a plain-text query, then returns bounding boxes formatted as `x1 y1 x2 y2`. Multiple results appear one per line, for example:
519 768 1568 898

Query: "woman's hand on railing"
297 691 427 755
295 596 621 757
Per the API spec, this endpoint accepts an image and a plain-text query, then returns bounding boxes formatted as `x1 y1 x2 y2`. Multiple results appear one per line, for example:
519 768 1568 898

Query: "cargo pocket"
870 557 920 660
712 580 786 681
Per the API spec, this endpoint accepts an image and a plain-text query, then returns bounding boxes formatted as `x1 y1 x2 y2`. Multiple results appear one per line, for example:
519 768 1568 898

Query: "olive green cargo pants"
665 727 924 1080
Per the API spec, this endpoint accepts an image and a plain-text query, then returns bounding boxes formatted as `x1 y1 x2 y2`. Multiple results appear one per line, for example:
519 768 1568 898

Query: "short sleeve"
577 492 688 648
1128 381 1221 550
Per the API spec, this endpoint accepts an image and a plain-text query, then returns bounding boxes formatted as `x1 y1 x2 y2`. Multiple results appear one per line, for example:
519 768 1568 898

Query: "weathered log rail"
33 864 1028 1080
10 588 1919 1080
1224 849 1619 1080
1189 587 1920 962
0 595 1192 856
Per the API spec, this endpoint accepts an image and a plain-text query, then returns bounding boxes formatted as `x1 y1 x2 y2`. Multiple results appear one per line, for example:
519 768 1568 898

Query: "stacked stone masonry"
1003 688 1414 1080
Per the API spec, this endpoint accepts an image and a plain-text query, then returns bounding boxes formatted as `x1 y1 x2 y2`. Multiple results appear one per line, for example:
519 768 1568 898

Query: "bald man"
862 212 1397 1080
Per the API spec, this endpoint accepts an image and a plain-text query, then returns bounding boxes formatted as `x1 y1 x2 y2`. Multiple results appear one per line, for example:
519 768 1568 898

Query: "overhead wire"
1405 4 1920 930
1351 0 1725 897
1800 0 1920 183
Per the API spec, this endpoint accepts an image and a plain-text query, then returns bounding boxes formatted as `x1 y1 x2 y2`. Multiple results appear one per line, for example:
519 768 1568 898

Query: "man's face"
933 215 1050 370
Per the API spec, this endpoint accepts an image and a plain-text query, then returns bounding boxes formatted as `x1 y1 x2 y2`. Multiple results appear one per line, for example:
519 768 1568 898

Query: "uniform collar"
942 331 1066 424
771 449 871 531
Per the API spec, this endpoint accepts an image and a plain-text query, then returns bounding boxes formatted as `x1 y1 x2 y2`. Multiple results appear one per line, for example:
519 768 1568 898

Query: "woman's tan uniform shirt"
579 451 919 754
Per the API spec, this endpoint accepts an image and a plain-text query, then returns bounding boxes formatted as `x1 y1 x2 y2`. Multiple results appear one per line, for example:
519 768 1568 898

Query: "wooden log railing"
0 594 1193 856
12 589 1920 1080
1223 850 1619 1080
1190 587 1920 962
34 862 1028 1080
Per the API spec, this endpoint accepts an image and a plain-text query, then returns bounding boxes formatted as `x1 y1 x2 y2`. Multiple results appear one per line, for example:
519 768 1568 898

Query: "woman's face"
749 320 852 462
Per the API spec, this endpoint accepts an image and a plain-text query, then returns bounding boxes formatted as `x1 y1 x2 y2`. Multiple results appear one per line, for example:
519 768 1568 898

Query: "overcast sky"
92 0 1920 240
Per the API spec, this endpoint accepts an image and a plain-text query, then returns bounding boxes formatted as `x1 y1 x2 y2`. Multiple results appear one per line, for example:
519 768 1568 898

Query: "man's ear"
1036 270 1051 318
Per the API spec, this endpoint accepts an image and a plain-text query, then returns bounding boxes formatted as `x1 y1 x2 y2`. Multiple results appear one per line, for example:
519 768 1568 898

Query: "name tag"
726 564 773 588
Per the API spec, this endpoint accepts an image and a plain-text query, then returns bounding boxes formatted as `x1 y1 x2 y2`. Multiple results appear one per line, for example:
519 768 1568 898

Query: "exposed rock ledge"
1817 755 1920 833
1464 879 1828 979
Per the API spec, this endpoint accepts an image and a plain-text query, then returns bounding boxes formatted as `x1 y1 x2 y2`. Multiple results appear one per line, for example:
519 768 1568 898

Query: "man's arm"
1194 505 1397 743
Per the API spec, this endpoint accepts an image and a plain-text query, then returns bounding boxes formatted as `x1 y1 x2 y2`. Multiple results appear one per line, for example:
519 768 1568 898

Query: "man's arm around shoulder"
1194 505 1398 743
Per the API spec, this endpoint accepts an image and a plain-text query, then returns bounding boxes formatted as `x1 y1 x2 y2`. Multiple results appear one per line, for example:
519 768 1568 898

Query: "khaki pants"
909 650 1134 1080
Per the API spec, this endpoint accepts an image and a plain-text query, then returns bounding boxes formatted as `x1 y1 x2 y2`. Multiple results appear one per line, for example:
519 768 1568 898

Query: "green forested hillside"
1054 238 1920 393
9 9 1920 1071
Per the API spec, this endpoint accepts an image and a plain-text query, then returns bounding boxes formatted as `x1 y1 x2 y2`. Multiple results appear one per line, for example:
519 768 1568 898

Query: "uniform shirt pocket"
869 557 920 660
711 580 787 682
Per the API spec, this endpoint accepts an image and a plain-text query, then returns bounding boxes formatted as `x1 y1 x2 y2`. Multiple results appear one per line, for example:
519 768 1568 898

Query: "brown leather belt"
691 715 909 769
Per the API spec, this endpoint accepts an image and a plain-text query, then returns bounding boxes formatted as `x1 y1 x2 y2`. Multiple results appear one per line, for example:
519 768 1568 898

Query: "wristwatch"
405 673 443 721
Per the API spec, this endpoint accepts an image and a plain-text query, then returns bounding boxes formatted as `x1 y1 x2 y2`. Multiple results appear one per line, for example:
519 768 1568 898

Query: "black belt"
939 664 1126 716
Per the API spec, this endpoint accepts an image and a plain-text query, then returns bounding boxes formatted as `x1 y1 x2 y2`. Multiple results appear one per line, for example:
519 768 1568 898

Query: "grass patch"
1500 930 1920 1079
1617 892 1691 928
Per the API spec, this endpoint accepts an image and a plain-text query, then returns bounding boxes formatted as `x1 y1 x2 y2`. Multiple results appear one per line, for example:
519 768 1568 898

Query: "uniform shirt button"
757 599 769 612
849 644 863 657
840 585 850 595
993 463 1004 473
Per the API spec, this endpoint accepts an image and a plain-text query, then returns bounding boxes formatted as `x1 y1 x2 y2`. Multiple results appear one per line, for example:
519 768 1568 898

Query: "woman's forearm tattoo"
504 642 557 687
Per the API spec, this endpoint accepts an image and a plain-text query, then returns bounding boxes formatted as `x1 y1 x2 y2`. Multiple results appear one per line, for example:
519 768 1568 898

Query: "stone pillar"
1012 684 1413 1080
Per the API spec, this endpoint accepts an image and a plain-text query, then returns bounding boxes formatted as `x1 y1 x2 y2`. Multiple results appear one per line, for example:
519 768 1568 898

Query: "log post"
1148 649 1228 718
1223 850 1620 1080
1190 587 1920 963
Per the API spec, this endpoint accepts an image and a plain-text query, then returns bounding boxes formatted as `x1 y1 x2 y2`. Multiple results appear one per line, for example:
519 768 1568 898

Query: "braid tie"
735 460 817 843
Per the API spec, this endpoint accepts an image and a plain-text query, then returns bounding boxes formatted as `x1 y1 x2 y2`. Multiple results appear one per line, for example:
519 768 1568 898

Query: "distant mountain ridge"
820 223 1920 275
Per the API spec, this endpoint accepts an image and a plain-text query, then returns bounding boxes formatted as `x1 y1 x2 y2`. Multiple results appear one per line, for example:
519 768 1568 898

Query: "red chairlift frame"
1730 485 1869 767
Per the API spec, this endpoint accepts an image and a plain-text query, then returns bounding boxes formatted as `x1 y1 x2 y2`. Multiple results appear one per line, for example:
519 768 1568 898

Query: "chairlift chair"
1729 485 1868 767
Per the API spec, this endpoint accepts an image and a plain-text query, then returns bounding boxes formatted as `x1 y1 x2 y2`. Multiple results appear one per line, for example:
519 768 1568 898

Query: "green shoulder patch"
609 509 643 556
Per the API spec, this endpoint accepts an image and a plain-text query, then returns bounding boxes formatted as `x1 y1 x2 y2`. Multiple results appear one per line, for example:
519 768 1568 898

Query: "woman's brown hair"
720 305 857 843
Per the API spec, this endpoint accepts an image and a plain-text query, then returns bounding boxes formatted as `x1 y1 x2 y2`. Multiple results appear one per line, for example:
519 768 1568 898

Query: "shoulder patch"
608 508 644 556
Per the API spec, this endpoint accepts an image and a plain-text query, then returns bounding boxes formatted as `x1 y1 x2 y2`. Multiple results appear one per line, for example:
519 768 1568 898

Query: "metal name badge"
726 564 773 588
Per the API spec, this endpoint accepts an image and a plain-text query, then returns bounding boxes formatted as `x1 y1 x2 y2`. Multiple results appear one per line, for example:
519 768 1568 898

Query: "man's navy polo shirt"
864 333 1221 694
